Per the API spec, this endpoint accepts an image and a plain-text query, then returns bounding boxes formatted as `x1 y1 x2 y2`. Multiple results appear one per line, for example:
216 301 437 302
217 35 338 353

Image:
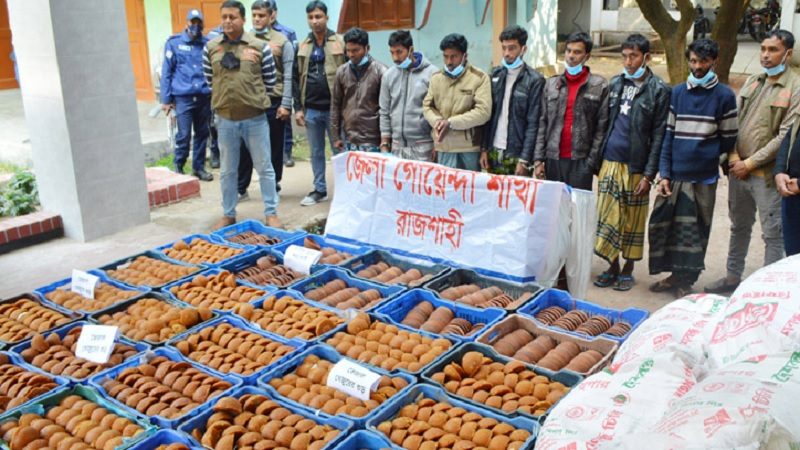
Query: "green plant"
0 170 40 217
147 153 174 168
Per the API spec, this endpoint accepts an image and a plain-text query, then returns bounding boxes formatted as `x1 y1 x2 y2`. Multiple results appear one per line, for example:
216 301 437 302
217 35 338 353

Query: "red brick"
0 230 7 245
156 188 169 206
148 192 156 207
41 218 53 233
53 216 63 228
31 221 42 235
18 224 31 238
177 180 200 198
168 185 178 202
7 227 19 241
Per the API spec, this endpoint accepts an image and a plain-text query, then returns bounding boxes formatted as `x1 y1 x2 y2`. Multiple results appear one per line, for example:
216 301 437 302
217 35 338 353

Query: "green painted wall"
143 0 173 80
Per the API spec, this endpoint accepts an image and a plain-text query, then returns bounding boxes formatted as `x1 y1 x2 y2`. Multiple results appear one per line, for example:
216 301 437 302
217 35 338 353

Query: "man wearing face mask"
534 32 609 191
481 25 544 175
706 29 800 294
422 33 491 171
593 34 670 292
160 10 214 181
379 30 438 161
330 27 387 153
648 39 738 297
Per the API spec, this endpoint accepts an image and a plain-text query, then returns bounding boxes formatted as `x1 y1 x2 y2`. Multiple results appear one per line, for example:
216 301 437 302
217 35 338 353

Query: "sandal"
594 271 618 288
649 278 675 293
613 274 635 291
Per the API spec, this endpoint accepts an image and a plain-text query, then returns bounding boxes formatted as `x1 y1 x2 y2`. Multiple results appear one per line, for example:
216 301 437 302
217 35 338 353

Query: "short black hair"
767 29 795 50
621 33 650 54
565 31 593 53
344 27 369 46
221 0 246 19
252 0 275 11
440 33 468 53
686 38 719 60
499 25 527 47
388 30 413 49
306 0 327 14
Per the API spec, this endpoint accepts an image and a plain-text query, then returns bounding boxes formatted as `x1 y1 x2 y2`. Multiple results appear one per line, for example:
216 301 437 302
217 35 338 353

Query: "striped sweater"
659 75 738 182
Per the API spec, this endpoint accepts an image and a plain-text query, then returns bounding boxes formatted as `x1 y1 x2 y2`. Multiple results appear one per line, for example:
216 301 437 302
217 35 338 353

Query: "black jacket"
482 64 545 162
600 69 671 178
775 121 800 178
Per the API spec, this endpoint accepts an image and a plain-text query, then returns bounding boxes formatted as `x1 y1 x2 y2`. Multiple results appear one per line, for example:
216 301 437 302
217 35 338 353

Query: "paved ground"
0 45 773 312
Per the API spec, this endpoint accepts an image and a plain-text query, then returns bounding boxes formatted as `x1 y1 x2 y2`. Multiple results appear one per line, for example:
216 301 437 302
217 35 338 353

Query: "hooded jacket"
379 53 439 147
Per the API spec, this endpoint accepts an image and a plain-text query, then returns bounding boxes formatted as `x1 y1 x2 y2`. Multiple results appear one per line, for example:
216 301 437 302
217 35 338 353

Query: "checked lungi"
594 161 649 263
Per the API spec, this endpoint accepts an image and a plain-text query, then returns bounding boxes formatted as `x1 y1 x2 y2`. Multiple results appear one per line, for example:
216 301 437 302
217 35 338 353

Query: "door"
171 0 224 34
0 0 18 89
126 0 154 100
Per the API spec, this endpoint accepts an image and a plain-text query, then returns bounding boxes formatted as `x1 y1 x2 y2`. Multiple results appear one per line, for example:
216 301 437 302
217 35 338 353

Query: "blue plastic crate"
366 384 540 450
420 341 582 421
154 233 251 268
517 288 650 343
291 267 406 312
257 343 416 427
166 315 304 386
324 313 460 377
335 430 396 450
93 250 203 290
272 234 370 272
246 290 349 344
340 250 452 288
161 267 272 315
10 320 150 385
128 429 200 450
374 289 506 342
88 347 241 429
220 248 309 292
0 293 82 349
89 292 218 347
178 385 353 450
0 351 70 416
422 268 544 311
210 218 306 250
34 272 150 316
0 385 155 450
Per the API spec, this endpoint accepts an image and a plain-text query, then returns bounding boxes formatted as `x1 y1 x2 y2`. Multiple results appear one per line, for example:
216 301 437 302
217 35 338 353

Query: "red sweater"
559 68 590 159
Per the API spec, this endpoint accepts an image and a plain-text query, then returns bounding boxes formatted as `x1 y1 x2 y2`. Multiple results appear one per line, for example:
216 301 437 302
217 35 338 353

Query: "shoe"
238 191 249 203
284 158 295 167
676 285 693 298
704 277 740 294
193 170 214 182
276 182 281 193
212 216 236 230
173 164 184 174
210 155 220 169
300 190 328 206
265 215 283 229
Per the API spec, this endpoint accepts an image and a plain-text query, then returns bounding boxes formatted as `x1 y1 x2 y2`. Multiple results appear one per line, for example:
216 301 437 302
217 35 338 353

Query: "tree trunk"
662 31 690 84
636 0 696 85
712 0 749 84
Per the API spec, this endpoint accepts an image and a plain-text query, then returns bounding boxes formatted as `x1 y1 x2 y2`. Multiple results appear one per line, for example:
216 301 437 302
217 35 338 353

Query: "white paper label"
75 325 119 364
326 359 382 401
71 269 99 299
284 245 322 275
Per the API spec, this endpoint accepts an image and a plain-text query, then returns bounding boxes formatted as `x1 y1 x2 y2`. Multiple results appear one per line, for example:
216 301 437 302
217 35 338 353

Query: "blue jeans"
217 115 278 218
783 195 800 256
174 95 211 172
345 143 380 152
305 108 334 193
437 151 480 171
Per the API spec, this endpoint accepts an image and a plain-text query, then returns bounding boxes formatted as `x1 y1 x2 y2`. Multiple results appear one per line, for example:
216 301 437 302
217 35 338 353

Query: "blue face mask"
623 63 646 80
445 63 465 78
763 53 788 77
351 55 369 67
188 24 203 38
688 69 715 86
397 56 412 69
502 57 524 70
565 62 583 76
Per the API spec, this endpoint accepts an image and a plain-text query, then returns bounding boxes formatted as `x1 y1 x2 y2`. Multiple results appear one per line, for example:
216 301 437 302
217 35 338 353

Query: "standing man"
203 0 282 229
294 1 346 206
379 30 438 160
237 0 294 199
775 121 800 256
593 34 670 291
269 1 299 167
649 39 738 297
706 30 800 294
533 32 609 190
330 28 387 153
160 9 214 181
422 33 491 171
480 25 544 175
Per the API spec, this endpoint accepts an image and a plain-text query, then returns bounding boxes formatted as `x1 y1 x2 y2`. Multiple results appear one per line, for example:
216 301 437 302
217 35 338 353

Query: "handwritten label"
284 245 322 275
71 269 99 299
326 359 382 401
75 325 119 363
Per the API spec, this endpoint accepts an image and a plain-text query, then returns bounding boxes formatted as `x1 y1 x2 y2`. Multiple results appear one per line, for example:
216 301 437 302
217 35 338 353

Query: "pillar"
7 0 150 241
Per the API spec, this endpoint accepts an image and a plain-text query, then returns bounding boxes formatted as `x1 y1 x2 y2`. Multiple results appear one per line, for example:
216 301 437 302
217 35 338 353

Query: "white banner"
325 152 572 282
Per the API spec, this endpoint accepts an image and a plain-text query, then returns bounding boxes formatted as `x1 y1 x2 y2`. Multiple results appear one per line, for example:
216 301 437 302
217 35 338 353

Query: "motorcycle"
693 5 712 40
742 0 781 42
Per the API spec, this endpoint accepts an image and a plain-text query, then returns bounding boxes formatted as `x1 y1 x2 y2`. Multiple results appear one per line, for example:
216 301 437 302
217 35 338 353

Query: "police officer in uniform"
160 10 214 181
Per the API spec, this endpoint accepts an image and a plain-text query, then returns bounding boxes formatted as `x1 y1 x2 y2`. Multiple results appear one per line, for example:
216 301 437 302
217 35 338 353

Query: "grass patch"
147 153 174 168
0 161 24 175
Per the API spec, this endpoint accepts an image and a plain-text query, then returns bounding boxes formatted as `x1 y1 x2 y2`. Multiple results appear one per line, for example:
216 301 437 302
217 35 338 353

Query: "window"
339 0 415 32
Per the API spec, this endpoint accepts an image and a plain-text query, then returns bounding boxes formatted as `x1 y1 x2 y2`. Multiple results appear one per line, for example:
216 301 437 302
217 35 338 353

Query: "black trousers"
238 106 286 195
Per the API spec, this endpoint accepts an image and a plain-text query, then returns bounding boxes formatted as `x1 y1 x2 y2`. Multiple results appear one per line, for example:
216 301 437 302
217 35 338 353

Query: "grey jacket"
534 69 609 169
379 54 439 147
